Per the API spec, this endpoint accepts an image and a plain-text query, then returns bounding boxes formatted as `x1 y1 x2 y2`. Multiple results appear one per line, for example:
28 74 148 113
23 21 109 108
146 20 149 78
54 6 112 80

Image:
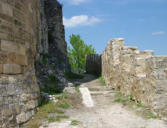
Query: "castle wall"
0 0 40 127
101 38 167 117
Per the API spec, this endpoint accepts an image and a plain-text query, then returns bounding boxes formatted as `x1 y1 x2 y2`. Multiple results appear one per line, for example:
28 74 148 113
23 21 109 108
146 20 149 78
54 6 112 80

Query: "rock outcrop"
101 38 167 118
36 0 70 91
0 0 70 127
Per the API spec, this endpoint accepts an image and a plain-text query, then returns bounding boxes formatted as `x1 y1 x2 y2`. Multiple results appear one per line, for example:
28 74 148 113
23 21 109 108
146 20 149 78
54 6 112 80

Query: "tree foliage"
68 34 96 73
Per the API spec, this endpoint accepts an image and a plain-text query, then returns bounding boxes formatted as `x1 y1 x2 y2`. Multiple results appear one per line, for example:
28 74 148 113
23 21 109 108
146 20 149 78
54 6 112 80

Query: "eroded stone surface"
0 0 40 127
35 0 70 90
101 38 167 117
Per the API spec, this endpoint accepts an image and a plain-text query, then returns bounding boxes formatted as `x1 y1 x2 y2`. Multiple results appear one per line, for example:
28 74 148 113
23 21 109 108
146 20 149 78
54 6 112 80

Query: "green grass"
114 98 127 103
58 103 70 109
114 92 158 119
98 76 105 85
129 94 134 102
146 112 157 119
71 120 81 126
114 93 134 103
21 92 73 128
64 72 84 79
48 117 56 123
75 86 80 93
55 115 69 122
136 101 142 107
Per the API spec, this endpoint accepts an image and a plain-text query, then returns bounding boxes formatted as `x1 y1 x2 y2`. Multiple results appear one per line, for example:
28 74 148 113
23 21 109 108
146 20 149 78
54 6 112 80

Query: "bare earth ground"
40 75 167 128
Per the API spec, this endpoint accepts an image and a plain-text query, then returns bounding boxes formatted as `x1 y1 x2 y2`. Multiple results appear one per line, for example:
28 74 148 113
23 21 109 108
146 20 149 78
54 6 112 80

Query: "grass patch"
21 92 73 128
98 76 105 85
114 92 158 119
57 102 70 109
146 112 157 119
75 86 80 93
21 101 55 128
114 98 127 103
47 117 56 123
55 115 69 122
136 101 142 107
71 120 81 126
129 94 134 102
64 72 84 80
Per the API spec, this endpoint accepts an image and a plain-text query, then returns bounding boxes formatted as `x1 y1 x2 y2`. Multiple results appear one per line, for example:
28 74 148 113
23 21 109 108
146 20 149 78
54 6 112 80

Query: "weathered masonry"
0 0 70 127
0 0 40 127
102 38 167 118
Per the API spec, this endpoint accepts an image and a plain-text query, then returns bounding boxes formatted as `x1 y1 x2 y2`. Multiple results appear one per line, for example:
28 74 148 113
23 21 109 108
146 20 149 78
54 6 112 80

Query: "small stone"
67 82 74 87
63 87 76 94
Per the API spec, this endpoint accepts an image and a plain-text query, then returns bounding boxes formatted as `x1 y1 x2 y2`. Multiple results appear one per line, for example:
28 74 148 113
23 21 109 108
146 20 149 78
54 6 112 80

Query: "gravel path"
40 75 167 128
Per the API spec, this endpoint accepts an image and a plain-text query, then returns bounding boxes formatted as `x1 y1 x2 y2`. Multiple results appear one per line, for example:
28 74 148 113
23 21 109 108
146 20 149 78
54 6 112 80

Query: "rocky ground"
36 75 167 128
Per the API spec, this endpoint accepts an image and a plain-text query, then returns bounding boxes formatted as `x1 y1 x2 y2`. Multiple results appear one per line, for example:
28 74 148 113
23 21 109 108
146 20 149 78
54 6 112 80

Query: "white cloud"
70 0 87 5
152 31 165 35
63 15 101 28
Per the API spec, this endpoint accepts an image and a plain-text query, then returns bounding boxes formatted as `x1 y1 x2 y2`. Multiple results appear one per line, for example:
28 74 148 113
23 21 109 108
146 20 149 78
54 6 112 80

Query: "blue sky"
59 0 167 55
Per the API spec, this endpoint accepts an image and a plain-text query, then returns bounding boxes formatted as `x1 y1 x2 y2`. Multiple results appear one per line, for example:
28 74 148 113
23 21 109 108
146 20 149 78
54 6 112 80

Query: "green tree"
68 34 96 73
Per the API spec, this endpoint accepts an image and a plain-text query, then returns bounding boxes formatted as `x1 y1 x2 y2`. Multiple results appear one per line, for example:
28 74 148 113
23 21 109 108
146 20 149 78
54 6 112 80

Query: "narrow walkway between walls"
40 75 167 128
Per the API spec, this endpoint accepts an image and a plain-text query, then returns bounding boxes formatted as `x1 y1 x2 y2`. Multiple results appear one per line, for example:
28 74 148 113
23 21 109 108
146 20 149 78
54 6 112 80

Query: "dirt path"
40 75 167 128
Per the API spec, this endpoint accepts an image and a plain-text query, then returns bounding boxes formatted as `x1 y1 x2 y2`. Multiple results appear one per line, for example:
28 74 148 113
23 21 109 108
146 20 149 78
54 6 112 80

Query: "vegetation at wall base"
21 92 74 128
114 92 158 119
64 72 84 80
98 76 106 85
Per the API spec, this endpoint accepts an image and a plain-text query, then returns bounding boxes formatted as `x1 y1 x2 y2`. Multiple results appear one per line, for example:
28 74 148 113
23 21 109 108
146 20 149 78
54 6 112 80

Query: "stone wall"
86 54 101 75
0 0 40 127
102 38 167 118
35 0 70 91
0 0 70 127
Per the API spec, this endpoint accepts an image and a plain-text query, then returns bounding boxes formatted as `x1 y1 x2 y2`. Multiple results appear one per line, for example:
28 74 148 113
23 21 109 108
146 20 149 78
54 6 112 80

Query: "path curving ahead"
40 75 167 128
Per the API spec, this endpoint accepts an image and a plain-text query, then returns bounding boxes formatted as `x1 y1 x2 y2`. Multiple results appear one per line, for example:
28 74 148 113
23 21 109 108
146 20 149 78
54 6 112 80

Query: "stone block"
26 100 37 110
7 52 16 64
138 50 154 58
164 69 167 75
3 64 21 74
16 54 27 65
0 33 8 40
0 51 7 64
7 85 15 95
1 2 13 17
1 40 26 55
18 45 26 56
16 112 26 124
1 40 18 53
8 52 27 65
2 106 11 117
0 64 2 73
